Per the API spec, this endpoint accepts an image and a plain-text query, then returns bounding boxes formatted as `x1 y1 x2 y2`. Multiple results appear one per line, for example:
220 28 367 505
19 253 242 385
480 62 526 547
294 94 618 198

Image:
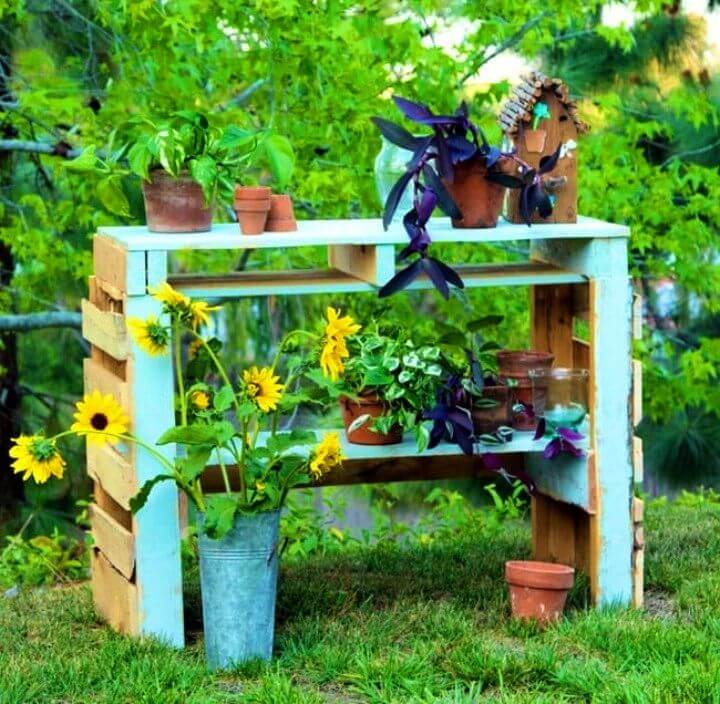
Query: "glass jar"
528 368 589 430
374 137 413 221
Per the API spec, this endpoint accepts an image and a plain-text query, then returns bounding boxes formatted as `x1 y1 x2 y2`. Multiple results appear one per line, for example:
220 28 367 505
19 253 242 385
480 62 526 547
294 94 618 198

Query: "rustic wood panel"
328 244 394 286
87 443 136 511
90 549 138 635
83 357 131 416
531 283 575 365
572 337 590 370
90 503 135 580
82 298 129 361
93 236 128 300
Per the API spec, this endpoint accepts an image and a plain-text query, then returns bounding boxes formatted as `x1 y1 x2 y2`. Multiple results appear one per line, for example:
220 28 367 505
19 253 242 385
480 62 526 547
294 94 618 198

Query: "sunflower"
309 432 344 480
127 316 169 356
188 338 204 360
320 307 360 381
71 390 130 446
189 301 221 330
190 389 210 410
243 366 284 413
10 435 66 484
148 282 190 311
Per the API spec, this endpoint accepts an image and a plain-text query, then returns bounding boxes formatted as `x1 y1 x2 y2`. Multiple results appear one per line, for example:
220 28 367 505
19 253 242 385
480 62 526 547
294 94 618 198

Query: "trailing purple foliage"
535 418 586 459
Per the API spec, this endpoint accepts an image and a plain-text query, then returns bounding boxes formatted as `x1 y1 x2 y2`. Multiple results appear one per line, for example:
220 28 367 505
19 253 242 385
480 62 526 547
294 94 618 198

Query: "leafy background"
1 0 719 535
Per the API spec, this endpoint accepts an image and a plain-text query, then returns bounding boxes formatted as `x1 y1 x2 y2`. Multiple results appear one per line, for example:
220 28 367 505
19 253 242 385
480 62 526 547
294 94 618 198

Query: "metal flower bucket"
198 509 280 669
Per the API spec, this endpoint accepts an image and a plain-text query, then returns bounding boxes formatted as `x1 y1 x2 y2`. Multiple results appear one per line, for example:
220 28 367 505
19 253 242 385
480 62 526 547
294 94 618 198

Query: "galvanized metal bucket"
198 509 280 669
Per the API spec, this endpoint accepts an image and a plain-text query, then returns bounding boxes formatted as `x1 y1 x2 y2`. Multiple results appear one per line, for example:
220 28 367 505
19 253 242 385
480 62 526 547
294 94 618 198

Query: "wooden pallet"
83 216 638 647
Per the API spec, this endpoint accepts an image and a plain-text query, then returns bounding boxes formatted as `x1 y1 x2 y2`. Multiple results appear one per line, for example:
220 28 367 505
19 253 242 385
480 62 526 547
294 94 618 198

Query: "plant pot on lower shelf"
497 350 554 431
338 394 403 445
233 185 272 235
471 385 512 435
443 153 506 228
198 509 280 669
505 560 574 624
142 170 213 233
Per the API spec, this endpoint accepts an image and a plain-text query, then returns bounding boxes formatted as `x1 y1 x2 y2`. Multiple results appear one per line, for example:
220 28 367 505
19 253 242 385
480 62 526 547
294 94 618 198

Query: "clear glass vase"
374 137 413 221
528 368 589 430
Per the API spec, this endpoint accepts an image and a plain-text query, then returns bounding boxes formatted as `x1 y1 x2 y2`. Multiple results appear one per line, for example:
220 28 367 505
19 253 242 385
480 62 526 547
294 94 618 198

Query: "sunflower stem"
188 330 242 417
215 448 232 495
173 319 188 426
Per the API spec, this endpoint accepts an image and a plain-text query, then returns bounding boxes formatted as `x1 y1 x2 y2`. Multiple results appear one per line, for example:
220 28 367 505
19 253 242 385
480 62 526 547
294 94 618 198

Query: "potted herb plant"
65 111 295 234
12 284 341 670
371 97 509 299
308 315 444 449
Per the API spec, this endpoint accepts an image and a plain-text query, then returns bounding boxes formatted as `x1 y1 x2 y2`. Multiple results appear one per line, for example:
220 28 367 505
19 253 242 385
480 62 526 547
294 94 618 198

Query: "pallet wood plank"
90 503 135 580
93 235 128 299
532 283 575 365
83 358 131 416
81 299 129 361
328 244 395 285
87 443 136 511
633 359 643 426
633 436 644 483
91 549 138 635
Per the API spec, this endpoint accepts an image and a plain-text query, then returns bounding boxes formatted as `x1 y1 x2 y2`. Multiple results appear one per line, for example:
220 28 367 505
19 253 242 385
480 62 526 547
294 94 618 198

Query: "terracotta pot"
471 385 512 435
338 394 403 446
443 154 505 228
523 129 547 153
141 170 213 233
233 186 272 235
266 194 297 232
497 350 554 431
505 560 574 624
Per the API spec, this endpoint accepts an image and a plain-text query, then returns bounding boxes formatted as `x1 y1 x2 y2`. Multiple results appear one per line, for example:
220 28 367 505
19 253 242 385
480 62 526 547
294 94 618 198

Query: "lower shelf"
204 429 594 514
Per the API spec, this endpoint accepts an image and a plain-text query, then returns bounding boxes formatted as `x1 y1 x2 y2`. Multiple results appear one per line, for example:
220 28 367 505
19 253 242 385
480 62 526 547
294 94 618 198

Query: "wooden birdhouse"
498 71 589 224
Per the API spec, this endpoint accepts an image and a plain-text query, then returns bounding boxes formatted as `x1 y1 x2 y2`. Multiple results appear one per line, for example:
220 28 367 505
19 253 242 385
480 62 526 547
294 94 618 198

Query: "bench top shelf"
98 215 629 252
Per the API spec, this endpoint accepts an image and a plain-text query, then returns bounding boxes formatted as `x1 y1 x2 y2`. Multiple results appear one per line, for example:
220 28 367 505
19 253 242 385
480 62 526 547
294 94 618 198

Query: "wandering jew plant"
533 418 586 459
371 97 504 299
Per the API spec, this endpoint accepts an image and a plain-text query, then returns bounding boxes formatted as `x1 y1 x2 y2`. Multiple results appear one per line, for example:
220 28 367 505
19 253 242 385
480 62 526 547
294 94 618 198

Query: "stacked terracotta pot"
233 187 297 235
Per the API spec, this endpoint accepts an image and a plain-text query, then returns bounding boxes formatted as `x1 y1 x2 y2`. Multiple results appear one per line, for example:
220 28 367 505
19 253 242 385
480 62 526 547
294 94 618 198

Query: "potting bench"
81 216 643 647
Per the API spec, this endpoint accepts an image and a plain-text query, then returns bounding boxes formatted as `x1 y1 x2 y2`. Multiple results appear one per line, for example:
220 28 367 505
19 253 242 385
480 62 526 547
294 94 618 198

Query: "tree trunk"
0 23 24 508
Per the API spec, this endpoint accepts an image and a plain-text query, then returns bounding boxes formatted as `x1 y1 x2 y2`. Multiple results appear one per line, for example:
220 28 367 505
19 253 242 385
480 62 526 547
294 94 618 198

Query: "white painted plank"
98 215 629 252
125 258 184 648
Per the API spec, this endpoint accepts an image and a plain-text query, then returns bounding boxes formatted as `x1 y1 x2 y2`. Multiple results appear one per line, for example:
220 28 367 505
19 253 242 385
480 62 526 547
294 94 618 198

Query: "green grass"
3 497 720 703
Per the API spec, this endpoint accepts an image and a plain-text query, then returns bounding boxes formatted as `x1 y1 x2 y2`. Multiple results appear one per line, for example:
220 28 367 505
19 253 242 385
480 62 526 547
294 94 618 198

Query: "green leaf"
203 495 238 539
127 139 153 180
262 133 294 189
178 445 213 483
468 315 504 331
189 154 218 203
97 175 130 217
156 421 235 446
213 385 235 413
63 146 101 173
216 126 257 153
129 475 175 513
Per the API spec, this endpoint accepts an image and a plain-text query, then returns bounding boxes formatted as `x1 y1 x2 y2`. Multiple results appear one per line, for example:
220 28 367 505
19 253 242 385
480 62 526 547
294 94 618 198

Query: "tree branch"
0 311 81 332
458 12 550 86
0 139 82 158
660 139 720 168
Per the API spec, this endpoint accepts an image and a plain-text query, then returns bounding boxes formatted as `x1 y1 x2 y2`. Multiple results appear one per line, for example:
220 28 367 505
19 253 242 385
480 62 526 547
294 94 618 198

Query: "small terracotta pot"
443 154 505 228
233 185 272 235
338 394 403 445
266 194 297 232
505 560 574 624
523 129 547 153
471 385 512 435
497 350 554 431
141 170 213 233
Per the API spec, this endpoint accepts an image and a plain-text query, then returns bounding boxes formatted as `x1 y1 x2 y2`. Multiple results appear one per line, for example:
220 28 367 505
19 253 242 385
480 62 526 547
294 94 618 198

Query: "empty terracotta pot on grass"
505 560 574 624
266 194 297 232
234 186 271 235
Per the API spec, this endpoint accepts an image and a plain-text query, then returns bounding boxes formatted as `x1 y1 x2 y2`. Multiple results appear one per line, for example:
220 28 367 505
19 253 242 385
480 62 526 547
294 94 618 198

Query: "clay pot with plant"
497 350 554 431
65 111 295 234
339 393 402 445
471 377 512 435
505 560 574 624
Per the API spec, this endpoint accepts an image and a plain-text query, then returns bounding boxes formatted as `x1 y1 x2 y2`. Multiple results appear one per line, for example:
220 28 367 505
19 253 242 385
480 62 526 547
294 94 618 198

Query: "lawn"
2 495 720 703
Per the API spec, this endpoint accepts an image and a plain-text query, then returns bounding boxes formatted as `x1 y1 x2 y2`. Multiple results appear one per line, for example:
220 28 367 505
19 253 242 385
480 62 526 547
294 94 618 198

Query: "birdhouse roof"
498 71 589 136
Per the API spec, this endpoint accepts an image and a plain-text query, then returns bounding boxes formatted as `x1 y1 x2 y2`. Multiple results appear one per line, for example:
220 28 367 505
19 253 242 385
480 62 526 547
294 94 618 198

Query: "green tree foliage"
1 0 718 519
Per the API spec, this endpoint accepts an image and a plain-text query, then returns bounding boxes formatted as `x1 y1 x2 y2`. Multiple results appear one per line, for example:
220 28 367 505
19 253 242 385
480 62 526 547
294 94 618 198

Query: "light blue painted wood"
524 453 592 512
126 251 149 296
126 254 185 647
375 244 396 286
98 216 629 252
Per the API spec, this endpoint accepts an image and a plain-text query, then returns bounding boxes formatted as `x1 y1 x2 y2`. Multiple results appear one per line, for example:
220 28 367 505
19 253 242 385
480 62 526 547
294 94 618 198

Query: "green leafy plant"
65 110 295 212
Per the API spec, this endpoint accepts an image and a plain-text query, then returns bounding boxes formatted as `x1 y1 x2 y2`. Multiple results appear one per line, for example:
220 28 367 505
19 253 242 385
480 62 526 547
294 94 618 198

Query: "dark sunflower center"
247 383 259 397
90 413 109 430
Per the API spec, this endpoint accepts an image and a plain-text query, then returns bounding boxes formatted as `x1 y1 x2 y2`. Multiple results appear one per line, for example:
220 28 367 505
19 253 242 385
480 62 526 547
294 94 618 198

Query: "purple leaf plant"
533 417 586 459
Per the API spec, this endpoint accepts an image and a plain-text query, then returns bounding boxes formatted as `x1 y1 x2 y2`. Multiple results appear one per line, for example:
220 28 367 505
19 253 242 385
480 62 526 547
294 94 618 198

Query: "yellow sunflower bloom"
189 300 221 330
320 307 360 381
10 435 66 484
71 390 130 446
190 390 210 410
310 432 344 480
148 282 190 310
127 316 169 356
243 366 284 413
